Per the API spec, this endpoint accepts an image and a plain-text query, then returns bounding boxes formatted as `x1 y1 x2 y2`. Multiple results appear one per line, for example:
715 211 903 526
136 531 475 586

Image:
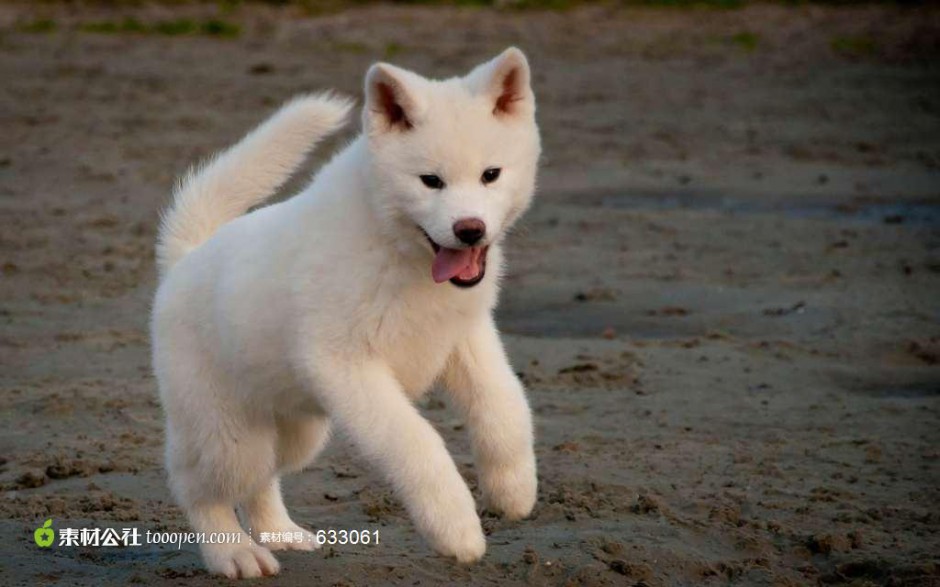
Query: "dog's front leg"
441 316 537 520
306 355 485 562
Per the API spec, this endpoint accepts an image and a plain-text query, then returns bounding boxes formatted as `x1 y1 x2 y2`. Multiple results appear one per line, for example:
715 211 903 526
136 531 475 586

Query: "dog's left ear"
466 47 534 118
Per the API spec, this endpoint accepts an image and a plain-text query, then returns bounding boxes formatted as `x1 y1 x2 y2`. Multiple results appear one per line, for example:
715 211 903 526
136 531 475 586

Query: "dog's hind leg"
240 413 329 551
275 412 332 474
166 420 282 578
165 410 282 578
187 501 280 579
241 476 318 551
158 350 281 578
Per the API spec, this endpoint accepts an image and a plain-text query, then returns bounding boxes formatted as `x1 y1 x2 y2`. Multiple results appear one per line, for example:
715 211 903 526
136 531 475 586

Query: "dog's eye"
481 168 501 185
419 175 445 190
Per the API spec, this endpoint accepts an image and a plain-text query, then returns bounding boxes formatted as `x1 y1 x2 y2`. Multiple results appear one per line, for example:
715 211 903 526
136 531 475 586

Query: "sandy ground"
1 2 938 586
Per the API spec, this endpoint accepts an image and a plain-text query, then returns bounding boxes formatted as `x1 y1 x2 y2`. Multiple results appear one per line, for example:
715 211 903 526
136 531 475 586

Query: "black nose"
453 218 486 245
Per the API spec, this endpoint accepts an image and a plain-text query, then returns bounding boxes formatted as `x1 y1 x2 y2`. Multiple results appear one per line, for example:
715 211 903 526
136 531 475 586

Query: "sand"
0 2 938 585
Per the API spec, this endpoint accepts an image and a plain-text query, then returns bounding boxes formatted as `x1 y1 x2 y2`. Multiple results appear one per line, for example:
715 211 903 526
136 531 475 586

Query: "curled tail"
156 92 353 277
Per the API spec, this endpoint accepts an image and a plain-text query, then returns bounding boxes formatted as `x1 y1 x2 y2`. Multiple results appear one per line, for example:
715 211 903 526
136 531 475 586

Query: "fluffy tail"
156 93 353 277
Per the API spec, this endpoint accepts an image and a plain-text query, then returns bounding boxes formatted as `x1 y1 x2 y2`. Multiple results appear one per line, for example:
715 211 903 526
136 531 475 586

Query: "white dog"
151 48 540 579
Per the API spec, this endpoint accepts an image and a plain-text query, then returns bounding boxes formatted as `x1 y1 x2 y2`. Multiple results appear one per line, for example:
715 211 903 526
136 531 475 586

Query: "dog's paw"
202 542 280 579
482 458 537 521
256 522 319 552
427 514 486 564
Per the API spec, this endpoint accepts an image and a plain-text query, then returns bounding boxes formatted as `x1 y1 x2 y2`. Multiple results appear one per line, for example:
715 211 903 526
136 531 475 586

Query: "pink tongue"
432 247 475 283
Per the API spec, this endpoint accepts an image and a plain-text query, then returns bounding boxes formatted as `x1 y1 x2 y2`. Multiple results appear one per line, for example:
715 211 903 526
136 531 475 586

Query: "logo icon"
34 518 54 548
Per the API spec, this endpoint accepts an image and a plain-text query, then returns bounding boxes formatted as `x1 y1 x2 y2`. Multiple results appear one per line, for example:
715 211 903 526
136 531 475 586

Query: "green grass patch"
79 18 147 34
494 0 582 9
383 41 404 59
729 31 759 51
332 41 370 53
831 35 877 57
79 18 240 38
152 19 199 35
17 19 57 34
200 19 241 37
377 0 744 7
630 0 744 8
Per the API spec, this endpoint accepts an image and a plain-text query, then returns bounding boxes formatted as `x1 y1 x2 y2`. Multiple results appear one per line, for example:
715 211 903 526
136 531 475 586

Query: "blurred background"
0 1 938 585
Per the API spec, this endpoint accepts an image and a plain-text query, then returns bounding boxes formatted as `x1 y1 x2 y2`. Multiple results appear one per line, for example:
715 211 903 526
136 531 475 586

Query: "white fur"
151 48 540 578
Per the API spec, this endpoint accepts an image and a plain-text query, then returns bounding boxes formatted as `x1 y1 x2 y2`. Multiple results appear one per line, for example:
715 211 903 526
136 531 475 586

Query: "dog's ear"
363 63 426 134
466 47 534 118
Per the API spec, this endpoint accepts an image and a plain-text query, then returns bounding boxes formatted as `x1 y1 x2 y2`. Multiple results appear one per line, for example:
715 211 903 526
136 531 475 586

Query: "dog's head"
362 47 541 288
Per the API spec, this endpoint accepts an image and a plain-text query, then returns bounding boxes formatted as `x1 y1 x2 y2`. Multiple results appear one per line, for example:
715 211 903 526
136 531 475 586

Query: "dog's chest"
367 293 475 397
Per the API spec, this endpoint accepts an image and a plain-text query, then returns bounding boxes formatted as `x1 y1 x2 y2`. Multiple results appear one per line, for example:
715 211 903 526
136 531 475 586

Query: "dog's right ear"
363 63 426 135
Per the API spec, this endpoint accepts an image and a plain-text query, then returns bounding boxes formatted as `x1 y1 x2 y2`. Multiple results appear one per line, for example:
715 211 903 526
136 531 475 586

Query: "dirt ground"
1 2 938 586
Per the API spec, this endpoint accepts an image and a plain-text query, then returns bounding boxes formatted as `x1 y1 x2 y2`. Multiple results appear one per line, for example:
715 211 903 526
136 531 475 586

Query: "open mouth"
422 231 488 288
